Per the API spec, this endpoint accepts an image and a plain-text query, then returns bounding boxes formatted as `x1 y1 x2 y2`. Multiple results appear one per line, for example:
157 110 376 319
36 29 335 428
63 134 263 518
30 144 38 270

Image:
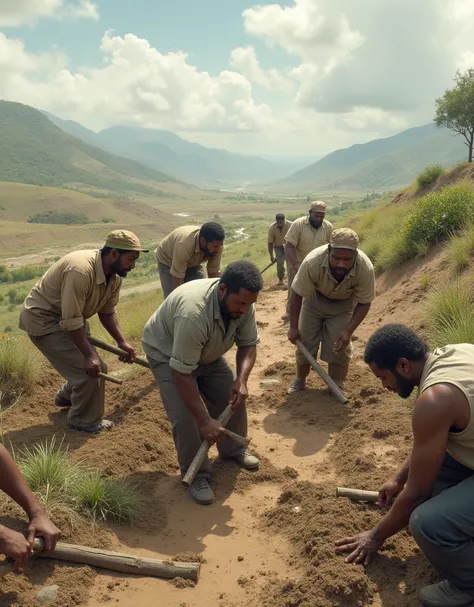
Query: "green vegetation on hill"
0 101 177 196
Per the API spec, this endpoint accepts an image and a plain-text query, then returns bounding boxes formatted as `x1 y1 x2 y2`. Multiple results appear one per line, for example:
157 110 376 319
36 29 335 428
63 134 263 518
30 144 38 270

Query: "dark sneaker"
55 395 72 408
190 477 214 505
232 450 260 470
68 419 115 433
287 378 305 394
420 581 474 607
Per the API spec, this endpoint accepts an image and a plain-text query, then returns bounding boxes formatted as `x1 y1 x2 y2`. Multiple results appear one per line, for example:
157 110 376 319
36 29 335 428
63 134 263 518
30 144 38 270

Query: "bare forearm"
0 446 44 520
268 243 274 259
289 290 303 330
236 346 256 384
173 371 209 425
373 487 428 543
394 455 411 486
171 276 184 292
208 272 220 278
346 303 371 334
69 327 96 359
98 313 127 344
285 243 299 269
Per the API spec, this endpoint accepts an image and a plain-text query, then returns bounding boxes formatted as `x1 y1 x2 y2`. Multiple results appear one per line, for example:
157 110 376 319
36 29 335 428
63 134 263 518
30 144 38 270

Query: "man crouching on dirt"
0 444 60 568
336 324 474 607
19 230 147 433
142 261 262 505
287 228 375 394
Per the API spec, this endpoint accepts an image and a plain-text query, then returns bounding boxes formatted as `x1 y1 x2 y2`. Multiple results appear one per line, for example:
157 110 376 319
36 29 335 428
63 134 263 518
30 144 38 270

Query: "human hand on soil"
117 340 136 364
84 353 101 377
333 330 352 355
378 478 401 509
335 530 383 566
199 418 227 444
229 379 248 409
0 527 32 569
287 327 301 343
27 512 61 552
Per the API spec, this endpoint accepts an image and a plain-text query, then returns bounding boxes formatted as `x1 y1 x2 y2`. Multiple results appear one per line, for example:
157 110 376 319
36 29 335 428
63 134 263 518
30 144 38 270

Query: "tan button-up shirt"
292 245 376 304
142 278 259 375
19 250 122 336
155 226 222 279
268 220 292 247
285 216 333 262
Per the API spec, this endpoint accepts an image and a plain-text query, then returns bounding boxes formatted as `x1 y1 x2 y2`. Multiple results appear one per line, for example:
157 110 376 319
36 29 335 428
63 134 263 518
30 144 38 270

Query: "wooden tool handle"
182 404 234 487
88 336 150 369
98 372 123 385
295 339 348 404
225 429 250 448
260 259 277 274
336 487 379 502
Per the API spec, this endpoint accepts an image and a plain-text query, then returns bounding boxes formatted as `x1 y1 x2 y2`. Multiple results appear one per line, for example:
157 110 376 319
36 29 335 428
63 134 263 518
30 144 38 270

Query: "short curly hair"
200 222 225 242
219 261 263 295
364 324 429 369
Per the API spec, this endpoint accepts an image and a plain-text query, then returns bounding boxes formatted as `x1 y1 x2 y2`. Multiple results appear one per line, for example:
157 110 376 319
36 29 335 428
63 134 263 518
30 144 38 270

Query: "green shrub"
424 278 474 346
403 186 474 256
0 336 43 399
28 211 90 225
445 222 474 272
416 164 444 189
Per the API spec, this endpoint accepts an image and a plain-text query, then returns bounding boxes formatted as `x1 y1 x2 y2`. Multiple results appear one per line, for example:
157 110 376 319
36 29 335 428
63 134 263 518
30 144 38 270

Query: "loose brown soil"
0 266 439 606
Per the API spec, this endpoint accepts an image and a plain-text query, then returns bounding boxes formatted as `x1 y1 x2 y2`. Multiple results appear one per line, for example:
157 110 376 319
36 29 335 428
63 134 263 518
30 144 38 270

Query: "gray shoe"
281 312 290 322
190 477 214 505
420 581 474 607
287 378 305 394
232 451 260 470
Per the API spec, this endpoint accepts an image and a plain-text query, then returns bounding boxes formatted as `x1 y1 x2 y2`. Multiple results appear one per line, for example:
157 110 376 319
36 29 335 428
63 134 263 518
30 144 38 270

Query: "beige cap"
330 228 359 251
104 230 149 252
310 200 326 213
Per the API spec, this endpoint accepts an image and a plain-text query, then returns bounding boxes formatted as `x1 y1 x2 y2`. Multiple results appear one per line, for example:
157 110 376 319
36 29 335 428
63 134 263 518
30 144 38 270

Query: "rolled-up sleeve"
284 221 300 247
235 305 260 348
59 271 89 332
170 238 192 279
207 249 222 275
99 277 122 314
292 260 317 298
267 226 274 244
354 265 376 304
169 316 207 374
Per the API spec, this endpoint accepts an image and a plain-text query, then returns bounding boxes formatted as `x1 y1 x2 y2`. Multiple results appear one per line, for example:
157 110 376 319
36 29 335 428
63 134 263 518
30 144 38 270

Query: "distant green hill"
279 124 467 191
0 100 179 196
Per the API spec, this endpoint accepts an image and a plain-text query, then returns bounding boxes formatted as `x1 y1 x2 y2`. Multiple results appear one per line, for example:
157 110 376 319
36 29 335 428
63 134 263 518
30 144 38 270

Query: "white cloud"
0 0 99 26
230 45 293 92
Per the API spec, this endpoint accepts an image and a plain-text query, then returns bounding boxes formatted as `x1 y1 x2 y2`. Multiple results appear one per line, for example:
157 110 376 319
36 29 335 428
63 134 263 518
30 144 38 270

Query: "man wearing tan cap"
19 230 148 433
156 222 225 298
282 201 333 321
287 228 375 394
267 213 292 285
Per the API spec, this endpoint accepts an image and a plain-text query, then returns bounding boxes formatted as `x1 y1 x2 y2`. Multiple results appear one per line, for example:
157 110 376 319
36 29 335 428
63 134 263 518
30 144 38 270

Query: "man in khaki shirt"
267 213 292 286
156 222 225 298
287 228 375 394
142 261 263 505
282 201 333 321
19 230 147 432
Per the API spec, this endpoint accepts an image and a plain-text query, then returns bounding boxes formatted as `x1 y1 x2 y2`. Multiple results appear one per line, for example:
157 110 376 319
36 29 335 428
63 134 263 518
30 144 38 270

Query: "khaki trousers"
148 356 247 478
286 264 297 313
274 246 286 281
158 263 205 299
296 291 354 383
29 331 107 428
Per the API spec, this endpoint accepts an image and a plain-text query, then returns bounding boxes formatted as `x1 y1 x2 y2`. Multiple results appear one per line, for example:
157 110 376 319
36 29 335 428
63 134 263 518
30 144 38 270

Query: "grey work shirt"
142 278 259 374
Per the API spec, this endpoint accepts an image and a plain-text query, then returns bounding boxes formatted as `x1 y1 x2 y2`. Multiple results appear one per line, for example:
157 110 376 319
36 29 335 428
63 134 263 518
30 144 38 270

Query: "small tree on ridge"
435 69 474 163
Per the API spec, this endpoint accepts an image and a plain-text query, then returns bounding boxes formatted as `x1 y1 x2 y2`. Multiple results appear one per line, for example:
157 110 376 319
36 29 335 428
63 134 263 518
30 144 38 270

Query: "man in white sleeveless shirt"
335 324 474 607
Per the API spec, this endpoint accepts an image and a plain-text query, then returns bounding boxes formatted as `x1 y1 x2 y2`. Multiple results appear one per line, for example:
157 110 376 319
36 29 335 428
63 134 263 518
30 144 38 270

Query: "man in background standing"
282 201 333 321
267 213 292 286
156 222 225 298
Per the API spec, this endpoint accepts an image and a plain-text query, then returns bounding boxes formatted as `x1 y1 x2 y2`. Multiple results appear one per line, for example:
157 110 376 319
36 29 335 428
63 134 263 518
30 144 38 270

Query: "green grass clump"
416 164 444 189
445 222 474 272
424 278 474 347
0 336 43 399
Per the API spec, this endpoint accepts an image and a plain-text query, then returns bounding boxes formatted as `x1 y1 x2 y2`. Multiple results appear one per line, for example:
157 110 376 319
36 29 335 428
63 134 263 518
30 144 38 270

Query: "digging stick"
225 429 250 448
295 339 348 404
182 404 234 487
0 538 200 581
88 336 150 369
260 259 277 274
336 487 379 502
98 372 123 385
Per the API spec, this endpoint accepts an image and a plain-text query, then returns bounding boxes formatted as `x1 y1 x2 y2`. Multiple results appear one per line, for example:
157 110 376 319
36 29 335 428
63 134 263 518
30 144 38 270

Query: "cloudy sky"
1 0 473 156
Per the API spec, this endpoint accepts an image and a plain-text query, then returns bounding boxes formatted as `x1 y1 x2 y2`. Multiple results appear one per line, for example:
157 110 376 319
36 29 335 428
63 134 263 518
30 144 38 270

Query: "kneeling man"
142 261 263 505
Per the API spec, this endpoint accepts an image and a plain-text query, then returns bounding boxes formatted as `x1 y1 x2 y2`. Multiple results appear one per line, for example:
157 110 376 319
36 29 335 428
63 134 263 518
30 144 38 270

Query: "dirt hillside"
0 261 441 606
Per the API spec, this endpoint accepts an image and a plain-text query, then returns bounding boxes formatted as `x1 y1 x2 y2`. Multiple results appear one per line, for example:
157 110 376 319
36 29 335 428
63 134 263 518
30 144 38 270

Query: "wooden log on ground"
182 404 234 487
295 339 348 404
0 538 200 581
98 372 123 385
88 336 150 369
336 487 379 502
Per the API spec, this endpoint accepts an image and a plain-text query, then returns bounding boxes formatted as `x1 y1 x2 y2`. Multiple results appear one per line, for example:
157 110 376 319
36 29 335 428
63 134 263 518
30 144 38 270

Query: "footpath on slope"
0 277 438 607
